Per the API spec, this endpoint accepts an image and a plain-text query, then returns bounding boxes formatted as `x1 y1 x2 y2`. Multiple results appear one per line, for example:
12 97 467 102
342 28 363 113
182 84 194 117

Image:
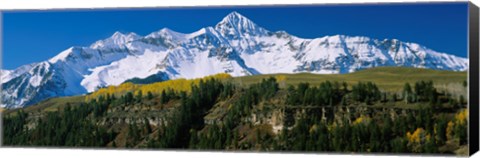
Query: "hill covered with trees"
2 67 469 155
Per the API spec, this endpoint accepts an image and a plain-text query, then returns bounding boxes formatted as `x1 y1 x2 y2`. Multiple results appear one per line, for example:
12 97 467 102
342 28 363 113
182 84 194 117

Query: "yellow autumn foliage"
352 115 371 125
327 123 337 132
406 128 431 144
443 109 468 142
275 75 287 87
85 73 232 101
309 124 318 134
454 109 468 125
275 75 287 82
446 121 455 141
85 82 139 101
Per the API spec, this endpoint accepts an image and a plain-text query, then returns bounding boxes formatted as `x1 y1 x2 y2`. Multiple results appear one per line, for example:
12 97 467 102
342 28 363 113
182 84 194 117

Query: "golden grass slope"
234 66 467 92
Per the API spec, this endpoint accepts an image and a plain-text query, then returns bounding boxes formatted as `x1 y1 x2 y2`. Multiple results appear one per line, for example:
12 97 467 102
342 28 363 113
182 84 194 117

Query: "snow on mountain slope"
1 63 37 83
81 49 170 92
90 31 141 49
1 11 468 108
1 62 56 108
157 27 254 79
146 28 188 43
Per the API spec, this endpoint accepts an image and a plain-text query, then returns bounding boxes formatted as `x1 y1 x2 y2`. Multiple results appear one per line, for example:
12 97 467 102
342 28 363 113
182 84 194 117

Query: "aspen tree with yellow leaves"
86 73 232 101
406 128 432 153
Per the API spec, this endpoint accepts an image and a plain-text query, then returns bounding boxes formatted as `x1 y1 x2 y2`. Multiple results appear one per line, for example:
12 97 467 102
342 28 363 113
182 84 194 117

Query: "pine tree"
381 92 388 103
403 83 412 103
459 95 466 105
189 129 198 149
147 91 154 100
144 118 152 134
126 92 134 105
160 90 168 104
136 90 143 103
390 137 407 153
424 137 437 153
283 107 295 128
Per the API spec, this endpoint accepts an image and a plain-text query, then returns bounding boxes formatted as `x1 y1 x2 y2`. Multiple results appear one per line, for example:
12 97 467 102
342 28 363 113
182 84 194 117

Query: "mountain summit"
1 11 468 108
215 11 269 37
91 31 141 49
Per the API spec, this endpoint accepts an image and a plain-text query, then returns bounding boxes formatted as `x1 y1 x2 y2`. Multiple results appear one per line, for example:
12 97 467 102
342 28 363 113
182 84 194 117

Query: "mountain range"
0 11 468 108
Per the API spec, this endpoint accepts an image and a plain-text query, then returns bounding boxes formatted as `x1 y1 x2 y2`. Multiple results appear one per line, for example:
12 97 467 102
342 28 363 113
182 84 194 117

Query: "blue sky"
2 2 468 70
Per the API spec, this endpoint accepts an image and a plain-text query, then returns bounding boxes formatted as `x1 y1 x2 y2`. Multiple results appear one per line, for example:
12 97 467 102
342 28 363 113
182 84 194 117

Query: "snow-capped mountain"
1 11 468 108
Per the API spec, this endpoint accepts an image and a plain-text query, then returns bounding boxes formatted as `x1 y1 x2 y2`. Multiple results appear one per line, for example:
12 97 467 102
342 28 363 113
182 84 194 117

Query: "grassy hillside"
4 96 85 116
234 67 467 92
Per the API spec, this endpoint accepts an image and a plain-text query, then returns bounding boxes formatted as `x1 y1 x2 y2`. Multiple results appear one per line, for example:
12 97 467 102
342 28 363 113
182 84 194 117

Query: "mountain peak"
222 11 248 22
146 28 187 40
215 11 269 37
90 31 141 49
216 11 253 28
48 47 76 63
111 31 140 40
112 31 125 37
159 28 173 33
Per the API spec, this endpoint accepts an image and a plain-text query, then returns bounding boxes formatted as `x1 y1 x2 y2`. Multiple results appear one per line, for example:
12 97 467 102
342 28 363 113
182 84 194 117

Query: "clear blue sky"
2 2 468 70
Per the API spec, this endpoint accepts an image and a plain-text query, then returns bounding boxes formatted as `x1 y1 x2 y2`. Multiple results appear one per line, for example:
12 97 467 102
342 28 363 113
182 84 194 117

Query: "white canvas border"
0 0 478 158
